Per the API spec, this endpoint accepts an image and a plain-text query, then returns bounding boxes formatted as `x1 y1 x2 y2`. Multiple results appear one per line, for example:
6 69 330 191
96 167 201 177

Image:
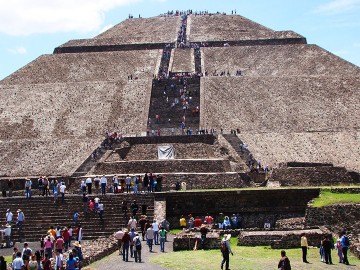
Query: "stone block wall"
173 231 220 251
268 166 355 186
156 189 319 229
94 159 231 174
118 143 215 160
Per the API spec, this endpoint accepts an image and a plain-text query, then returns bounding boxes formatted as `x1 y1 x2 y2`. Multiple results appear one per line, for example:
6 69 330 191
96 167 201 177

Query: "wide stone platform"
238 228 331 248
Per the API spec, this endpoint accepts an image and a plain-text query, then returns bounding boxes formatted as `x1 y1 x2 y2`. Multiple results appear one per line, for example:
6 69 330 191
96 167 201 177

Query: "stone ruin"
0 10 359 261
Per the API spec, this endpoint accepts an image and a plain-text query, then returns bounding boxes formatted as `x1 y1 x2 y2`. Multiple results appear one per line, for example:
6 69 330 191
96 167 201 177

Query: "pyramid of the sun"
0 14 359 177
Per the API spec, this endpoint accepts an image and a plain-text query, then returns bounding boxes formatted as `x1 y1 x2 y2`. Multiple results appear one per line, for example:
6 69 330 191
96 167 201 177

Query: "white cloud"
0 0 141 36
315 0 360 14
7 46 27 54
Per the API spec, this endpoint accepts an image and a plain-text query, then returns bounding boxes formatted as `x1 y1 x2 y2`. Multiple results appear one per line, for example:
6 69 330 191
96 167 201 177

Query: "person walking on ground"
139 215 147 241
300 233 309 263
152 220 159 245
122 229 131 262
115 229 124 255
220 234 233 270
159 226 167 252
277 250 291 270
125 175 132 193
133 233 142 263
146 225 155 252
340 230 350 265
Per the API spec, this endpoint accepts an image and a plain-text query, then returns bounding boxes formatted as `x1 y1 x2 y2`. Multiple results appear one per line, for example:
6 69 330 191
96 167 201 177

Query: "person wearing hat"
122 229 131 262
24 178 32 198
4 223 11 247
220 234 233 270
6 209 13 225
16 209 25 231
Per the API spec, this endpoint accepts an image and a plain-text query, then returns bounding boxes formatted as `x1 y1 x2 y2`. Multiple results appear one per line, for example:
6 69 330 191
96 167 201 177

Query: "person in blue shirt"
340 231 350 265
66 253 78 270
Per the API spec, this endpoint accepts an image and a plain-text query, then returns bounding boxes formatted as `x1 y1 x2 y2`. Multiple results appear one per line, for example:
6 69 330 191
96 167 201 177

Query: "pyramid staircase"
1 194 154 242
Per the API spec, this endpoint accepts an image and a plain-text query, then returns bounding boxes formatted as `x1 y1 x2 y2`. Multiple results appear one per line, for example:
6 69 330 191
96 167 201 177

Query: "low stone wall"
81 235 118 266
94 159 231 174
123 134 215 145
268 166 355 186
173 230 220 251
238 228 330 248
156 188 319 229
275 217 305 230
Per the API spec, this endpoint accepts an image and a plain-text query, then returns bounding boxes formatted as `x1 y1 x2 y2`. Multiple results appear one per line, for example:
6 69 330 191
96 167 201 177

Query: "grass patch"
169 229 182 235
150 245 359 270
2 256 12 264
312 190 360 207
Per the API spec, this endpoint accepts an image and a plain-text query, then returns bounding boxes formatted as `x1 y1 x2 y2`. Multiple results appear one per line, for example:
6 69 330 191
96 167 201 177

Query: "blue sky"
1 0 359 80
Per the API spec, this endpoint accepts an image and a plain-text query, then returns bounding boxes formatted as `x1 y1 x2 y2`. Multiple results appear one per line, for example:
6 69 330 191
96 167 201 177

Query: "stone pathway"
83 236 175 270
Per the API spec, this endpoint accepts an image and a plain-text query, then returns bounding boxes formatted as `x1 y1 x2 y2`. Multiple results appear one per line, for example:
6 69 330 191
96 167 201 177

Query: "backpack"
281 257 291 270
135 238 141 250
220 240 228 253
344 235 350 246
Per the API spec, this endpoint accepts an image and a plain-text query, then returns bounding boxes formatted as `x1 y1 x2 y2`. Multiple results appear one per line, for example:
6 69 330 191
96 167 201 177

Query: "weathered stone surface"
188 14 304 42
173 229 220 251
238 228 331 248
275 217 305 230
171 48 195 73
94 159 231 174
268 165 355 186
156 189 319 229
202 45 360 77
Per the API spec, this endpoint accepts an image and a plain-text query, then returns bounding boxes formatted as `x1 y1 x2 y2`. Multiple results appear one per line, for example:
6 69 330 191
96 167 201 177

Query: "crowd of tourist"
81 173 163 196
177 15 187 48
114 216 170 264
1 223 84 270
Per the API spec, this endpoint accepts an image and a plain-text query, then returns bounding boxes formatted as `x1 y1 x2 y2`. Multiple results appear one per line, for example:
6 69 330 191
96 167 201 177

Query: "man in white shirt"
128 216 137 230
152 220 160 245
125 175 132 193
6 209 13 224
12 252 24 270
85 177 92 194
59 182 66 202
100 175 107 195
55 250 63 269
113 175 119 194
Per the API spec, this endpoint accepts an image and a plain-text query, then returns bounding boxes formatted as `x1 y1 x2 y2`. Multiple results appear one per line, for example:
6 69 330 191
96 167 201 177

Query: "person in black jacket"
278 250 291 270
322 236 333 264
